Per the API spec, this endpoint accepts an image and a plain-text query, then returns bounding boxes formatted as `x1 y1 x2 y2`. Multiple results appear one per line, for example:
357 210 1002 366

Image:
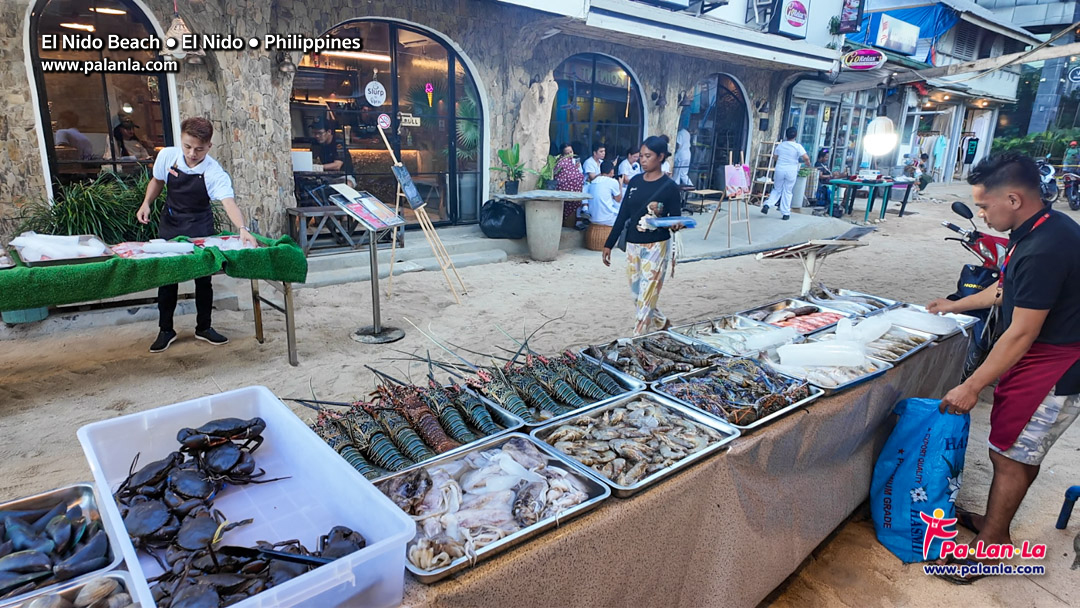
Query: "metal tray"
651 365 824 432
758 351 893 395
378 433 610 583
735 298 854 334
0 483 124 606
12 236 116 268
366 388 525 483
0 571 135 608
669 315 804 357
530 392 739 497
890 303 979 339
580 331 725 385
809 325 936 364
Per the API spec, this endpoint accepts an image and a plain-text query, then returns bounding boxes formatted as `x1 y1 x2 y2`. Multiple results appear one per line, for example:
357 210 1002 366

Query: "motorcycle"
1063 169 1080 211
1037 155 1059 205
942 201 1008 380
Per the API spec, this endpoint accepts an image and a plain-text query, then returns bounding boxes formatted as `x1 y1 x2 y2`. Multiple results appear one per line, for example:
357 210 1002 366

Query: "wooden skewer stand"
377 125 467 304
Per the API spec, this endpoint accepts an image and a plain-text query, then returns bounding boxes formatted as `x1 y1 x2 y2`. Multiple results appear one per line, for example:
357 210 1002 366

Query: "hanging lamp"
160 0 205 64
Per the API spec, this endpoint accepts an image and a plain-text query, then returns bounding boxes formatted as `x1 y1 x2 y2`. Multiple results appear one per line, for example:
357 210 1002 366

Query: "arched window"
31 0 174 183
549 54 643 164
678 74 749 190
290 20 484 225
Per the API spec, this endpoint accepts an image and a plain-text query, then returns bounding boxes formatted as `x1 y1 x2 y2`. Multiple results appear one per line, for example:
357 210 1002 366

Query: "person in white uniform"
582 141 606 183
762 127 810 220
617 146 641 199
586 160 623 226
673 127 694 186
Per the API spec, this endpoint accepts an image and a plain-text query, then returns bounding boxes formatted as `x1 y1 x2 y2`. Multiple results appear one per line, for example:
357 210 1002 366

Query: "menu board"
391 164 426 210
329 184 405 231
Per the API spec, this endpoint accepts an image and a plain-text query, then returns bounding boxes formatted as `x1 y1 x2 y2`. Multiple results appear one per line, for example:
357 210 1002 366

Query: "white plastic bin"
77 386 415 608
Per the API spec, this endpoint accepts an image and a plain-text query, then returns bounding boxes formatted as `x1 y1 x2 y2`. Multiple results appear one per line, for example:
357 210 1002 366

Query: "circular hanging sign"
785 0 808 28
365 81 387 107
1069 66 1080 84
377 113 391 130
842 49 887 71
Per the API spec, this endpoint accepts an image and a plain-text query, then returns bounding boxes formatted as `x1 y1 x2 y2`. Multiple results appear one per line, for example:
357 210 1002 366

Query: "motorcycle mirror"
951 201 974 220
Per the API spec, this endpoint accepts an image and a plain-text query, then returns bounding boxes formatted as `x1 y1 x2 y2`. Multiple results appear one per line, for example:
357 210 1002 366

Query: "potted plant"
793 165 813 208
491 143 525 194
526 155 561 190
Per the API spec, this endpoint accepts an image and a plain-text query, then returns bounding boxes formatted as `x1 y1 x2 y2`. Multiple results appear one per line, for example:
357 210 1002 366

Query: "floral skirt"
626 240 670 336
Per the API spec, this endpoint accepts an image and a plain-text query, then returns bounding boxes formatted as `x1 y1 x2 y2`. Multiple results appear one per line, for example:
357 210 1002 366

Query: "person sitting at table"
582 141 605 183
108 121 152 160
814 148 833 209
53 111 94 160
309 118 354 180
586 160 623 226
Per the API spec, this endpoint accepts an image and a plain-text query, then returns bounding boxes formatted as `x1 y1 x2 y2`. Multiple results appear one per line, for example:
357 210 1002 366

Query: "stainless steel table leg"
284 282 298 366
251 280 265 344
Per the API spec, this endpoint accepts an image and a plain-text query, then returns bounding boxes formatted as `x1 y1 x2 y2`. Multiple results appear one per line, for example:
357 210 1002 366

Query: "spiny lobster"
523 353 589 408
365 390 438 463
420 379 479 444
311 411 380 480
341 403 414 472
446 380 504 435
376 384 461 454
562 350 623 396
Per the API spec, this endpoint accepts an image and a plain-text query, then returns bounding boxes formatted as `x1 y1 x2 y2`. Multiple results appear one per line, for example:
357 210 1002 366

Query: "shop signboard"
874 14 919 56
365 81 387 107
838 0 865 34
842 49 886 71
769 0 810 40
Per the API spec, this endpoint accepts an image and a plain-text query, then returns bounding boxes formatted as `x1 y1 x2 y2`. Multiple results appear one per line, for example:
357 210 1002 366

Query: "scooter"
1063 169 1080 211
942 201 1008 379
1037 155 1059 205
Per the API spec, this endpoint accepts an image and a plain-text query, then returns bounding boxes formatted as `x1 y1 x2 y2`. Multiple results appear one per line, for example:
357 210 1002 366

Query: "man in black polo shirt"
928 153 1080 579
309 118 353 176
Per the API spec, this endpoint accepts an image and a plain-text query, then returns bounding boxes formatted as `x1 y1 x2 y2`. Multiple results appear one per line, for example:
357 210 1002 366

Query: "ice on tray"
11 232 107 262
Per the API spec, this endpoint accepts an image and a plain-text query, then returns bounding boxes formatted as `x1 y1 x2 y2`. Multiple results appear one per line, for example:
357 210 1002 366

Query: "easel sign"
328 184 405 231
390 165 425 210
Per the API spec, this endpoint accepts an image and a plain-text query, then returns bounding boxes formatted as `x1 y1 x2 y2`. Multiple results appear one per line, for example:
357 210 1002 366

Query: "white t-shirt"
775 140 809 169
662 160 672 175
54 128 95 159
617 159 640 182
152 147 235 200
587 175 622 226
582 156 601 180
675 128 692 161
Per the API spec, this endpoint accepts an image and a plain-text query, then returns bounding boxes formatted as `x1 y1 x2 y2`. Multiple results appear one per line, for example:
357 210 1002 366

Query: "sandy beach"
1 184 1077 606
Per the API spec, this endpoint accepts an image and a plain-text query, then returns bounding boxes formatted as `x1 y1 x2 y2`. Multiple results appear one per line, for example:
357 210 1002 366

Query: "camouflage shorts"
990 391 1080 466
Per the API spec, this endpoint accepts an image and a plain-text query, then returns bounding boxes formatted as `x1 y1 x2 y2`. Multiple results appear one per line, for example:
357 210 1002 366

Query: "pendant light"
863 88 897 157
160 0 205 64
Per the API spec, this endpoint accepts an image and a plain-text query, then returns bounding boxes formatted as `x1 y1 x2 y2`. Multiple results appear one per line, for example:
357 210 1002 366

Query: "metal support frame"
250 279 298 366
352 225 405 344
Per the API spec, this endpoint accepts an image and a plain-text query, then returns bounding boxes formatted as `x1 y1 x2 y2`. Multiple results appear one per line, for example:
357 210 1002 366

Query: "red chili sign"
842 49 887 70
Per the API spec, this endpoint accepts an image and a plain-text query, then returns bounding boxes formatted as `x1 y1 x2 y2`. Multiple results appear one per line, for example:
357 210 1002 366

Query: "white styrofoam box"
77 386 415 608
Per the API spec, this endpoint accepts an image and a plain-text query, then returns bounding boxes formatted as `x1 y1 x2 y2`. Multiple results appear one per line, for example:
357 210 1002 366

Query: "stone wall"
0 0 801 237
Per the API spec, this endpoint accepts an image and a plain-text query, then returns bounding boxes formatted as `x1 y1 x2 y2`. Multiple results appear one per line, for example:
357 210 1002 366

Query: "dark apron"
159 162 214 239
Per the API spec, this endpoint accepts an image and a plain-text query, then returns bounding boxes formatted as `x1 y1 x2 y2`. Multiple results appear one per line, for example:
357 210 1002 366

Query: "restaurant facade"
1 0 842 237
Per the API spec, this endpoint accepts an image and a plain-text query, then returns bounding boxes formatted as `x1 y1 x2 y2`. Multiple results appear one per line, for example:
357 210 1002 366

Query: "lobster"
466 367 537 424
562 350 623 396
342 404 414 472
447 381 503 435
523 354 589 408
311 411 380 480
546 355 611 401
504 364 572 417
420 380 479 444
362 398 437 464
375 383 461 454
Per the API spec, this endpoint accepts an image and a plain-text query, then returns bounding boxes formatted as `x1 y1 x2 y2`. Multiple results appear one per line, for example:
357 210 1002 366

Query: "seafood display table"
0 235 306 365
401 332 969 608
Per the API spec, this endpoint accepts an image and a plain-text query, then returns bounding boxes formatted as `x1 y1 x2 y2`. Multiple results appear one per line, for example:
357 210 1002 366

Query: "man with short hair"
928 153 1080 582
137 117 257 353
582 142 605 183
585 160 623 226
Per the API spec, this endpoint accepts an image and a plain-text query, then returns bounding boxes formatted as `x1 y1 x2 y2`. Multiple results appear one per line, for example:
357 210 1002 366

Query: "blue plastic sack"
870 398 970 563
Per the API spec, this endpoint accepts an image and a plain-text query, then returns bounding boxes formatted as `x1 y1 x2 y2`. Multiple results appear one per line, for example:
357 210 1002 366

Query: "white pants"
673 155 692 186
765 166 798 215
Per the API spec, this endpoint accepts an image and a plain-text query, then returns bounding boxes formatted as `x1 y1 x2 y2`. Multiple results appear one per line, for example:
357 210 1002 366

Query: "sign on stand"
391 165 425 210
329 184 405 344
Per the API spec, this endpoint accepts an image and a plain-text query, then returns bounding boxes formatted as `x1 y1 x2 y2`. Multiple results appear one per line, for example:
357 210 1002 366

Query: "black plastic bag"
479 199 526 239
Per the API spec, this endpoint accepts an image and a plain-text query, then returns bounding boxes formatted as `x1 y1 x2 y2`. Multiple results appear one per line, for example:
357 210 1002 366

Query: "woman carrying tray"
602 135 684 336
136 117 257 353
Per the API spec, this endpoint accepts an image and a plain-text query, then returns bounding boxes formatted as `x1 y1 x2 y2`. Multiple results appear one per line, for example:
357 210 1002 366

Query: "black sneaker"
782 215 791 220
150 330 178 353
761 204 770 214
195 327 229 346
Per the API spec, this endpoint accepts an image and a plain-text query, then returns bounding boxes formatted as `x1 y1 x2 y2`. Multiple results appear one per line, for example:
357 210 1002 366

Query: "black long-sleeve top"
603 173 683 249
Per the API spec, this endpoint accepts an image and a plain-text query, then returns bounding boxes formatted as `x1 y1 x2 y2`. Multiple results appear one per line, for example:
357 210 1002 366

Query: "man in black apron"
137 117 257 353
